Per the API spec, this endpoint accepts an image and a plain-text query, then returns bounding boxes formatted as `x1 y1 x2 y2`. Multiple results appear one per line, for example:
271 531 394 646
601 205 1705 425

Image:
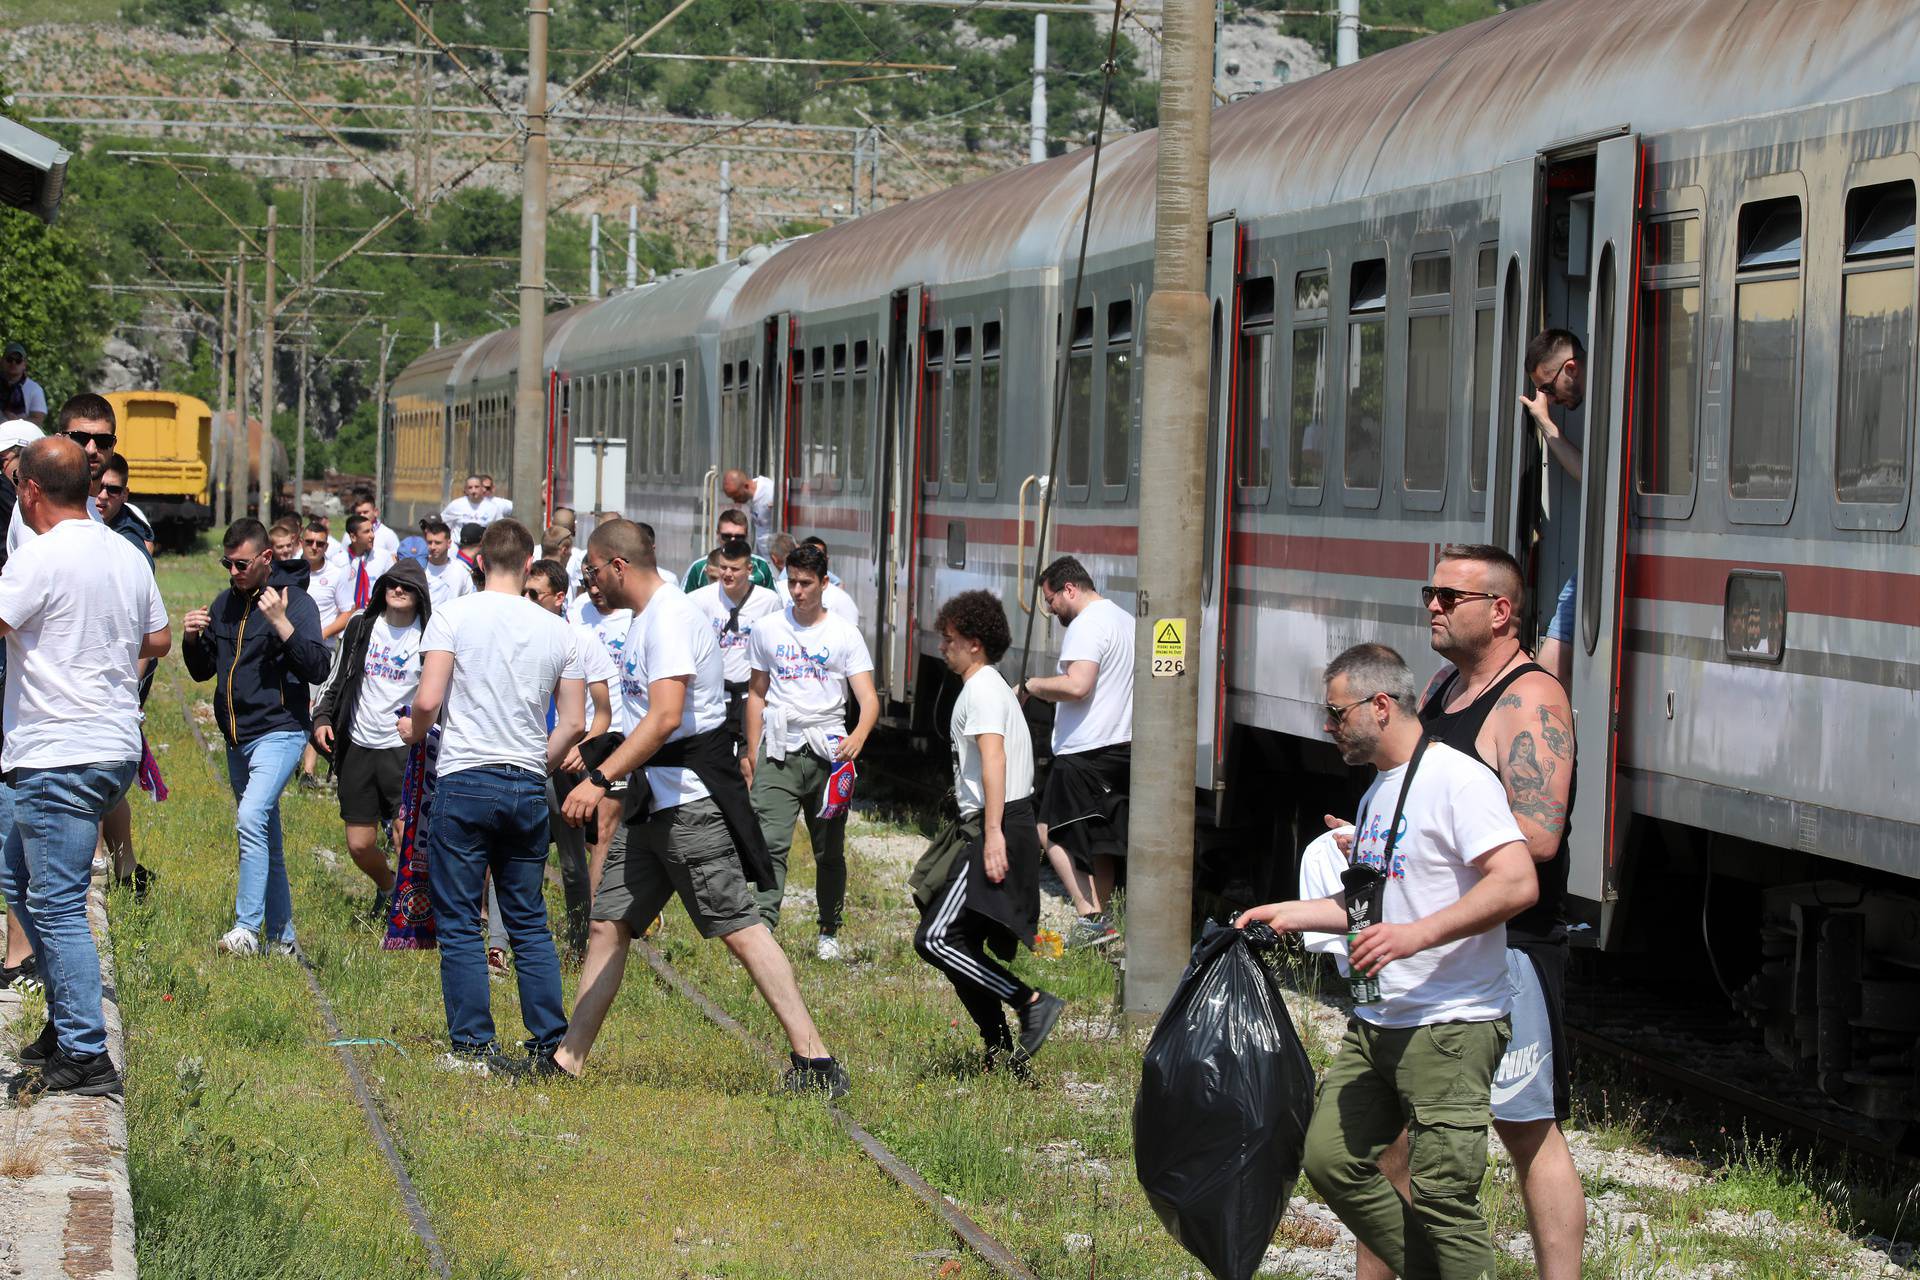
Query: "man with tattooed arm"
1409 542 1583 1280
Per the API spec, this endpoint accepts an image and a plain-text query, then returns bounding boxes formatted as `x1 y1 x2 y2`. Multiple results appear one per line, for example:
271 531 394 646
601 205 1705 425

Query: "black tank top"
1419 660 1570 947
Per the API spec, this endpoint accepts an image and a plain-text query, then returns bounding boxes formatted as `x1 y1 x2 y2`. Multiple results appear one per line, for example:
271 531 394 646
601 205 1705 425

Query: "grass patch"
0 0 120 22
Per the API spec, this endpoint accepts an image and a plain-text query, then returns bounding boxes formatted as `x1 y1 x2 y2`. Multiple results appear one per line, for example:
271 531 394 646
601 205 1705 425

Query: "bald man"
721 469 775 557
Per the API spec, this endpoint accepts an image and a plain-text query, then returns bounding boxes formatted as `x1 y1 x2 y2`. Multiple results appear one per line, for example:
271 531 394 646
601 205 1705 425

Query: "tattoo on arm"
1495 692 1523 710
1505 729 1567 834
1536 703 1573 761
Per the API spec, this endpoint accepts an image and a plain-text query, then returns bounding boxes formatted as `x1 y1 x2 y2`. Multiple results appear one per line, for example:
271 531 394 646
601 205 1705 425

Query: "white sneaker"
267 935 297 958
216 926 260 956
815 935 843 962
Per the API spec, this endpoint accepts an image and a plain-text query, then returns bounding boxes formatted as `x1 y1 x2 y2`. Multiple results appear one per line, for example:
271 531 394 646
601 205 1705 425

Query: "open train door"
761 313 794 530
876 286 925 704
1568 132 1641 946
1196 215 1239 800
1488 156 1539 551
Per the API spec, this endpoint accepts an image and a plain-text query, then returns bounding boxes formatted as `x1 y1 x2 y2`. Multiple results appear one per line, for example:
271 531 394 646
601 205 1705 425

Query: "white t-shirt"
571 598 635 733
565 545 586 598
747 605 873 755
369 522 400 562
334 550 397 618
1052 596 1134 754
326 537 349 570
422 556 475 606
689 581 782 685
348 615 424 750
748 475 775 555
1298 828 1356 971
307 558 346 649
6 494 99 555
421 590 580 778
0 518 165 770
440 495 510 532
1347 741 1526 1029
949 665 1034 818
618 586 728 812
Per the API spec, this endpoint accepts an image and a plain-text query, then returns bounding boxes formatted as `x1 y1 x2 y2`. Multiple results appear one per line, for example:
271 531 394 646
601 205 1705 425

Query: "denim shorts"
1544 575 1577 644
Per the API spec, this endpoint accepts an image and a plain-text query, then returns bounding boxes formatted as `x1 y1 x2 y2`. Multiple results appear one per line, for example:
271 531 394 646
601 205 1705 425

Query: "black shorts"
337 744 409 826
1038 743 1130 869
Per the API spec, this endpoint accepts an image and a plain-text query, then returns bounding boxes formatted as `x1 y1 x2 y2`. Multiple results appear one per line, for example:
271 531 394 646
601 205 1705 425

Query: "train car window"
655 363 670 478
1404 253 1451 493
808 347 829 488
670 360 686 480
828 342 848 490
1836 181 1915 508
1104 299 1134 492
1288 268 1329 497
1065 306 1094 493
851 339 871 490
1636 214 1702 499
637 367 652 478
1580 244 1617 656
949 326 973 490
978 321 1001 490
920 329 943 495
1729 197 1802 503
1237 275 1275 496
1346 259 1387 491
1470 242 1497 501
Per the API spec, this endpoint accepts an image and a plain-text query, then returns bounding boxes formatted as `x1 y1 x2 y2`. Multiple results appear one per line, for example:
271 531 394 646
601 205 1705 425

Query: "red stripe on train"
787 502 867 532
1629 554 1920 629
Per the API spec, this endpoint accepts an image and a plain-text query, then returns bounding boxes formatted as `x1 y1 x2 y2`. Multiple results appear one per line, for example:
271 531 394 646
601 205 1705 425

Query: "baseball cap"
458 522 483 548
2 343 24 360
0 419 42 452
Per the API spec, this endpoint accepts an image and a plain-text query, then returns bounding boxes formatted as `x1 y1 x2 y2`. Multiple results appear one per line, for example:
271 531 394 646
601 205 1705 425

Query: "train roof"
732 0 1920 312
1083 0 1920 254
727 134 1151 319
388 339 471 402
105 389 213 417
557 256 770 370
450 299 607 390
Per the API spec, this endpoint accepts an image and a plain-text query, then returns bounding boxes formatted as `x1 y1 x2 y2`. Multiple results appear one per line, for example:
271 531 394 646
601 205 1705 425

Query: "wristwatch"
586 767 612 790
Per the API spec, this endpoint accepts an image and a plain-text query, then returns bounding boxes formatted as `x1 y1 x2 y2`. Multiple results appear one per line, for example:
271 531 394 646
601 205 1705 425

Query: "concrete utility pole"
294 176 313 509
414 0 435 214
869 132 882 211
626 203 638 290
1029 13 1048 164
850 133 863 217
589 211 602 297
231 253 250 523
1336 0 1360 67
1126 0 1214 1018
374 323 390 514
513 0 552 525
216 263 232 526
259 203 277 521
716 159 731 263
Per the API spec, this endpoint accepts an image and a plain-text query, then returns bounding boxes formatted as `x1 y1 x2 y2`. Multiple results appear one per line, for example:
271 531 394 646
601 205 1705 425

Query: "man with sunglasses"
298 519 349 792
1520 329 1587 690
8 393 116 555
1417 542 1583 1280
1237 643 1536 1280
0 438 170 1096
97 454 154 562
0 343 46 426
183 517 332 956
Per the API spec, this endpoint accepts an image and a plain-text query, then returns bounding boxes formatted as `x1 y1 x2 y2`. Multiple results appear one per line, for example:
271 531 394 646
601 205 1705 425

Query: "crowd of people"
0 334 1586 1277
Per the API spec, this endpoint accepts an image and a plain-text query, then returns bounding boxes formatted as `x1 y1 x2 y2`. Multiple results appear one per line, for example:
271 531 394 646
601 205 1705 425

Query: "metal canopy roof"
0 116 71 223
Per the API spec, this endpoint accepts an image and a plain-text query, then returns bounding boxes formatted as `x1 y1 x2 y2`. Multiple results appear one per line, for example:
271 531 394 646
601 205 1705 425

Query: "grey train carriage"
383 0 1920 1119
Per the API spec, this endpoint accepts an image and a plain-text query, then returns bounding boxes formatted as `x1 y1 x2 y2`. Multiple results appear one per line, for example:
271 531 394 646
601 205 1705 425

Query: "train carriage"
384 0 1920 1119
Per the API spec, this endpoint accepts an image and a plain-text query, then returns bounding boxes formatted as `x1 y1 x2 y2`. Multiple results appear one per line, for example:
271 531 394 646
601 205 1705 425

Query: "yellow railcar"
104 390 216 548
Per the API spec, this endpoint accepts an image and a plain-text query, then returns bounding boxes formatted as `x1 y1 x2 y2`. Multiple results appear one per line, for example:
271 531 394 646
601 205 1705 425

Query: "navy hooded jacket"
183 555 332 746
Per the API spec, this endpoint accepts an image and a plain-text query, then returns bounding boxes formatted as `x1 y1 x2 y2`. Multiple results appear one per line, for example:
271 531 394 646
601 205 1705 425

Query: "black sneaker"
434 1043 529 1080
984 1039 1033 1082
1017 991 1066 1061
297 773 325 794
114 863 158 903
38 1048 122 1097
17 1021 56 1068
782 1053 851 1100
525 1047 575 1080
0 953 40 993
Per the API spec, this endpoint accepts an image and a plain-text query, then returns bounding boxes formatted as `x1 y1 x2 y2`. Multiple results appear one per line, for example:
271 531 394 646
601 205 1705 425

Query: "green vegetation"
1241 0 1546 64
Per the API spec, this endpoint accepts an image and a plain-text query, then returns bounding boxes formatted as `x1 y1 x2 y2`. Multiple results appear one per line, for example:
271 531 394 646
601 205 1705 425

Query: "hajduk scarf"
383 722 440 950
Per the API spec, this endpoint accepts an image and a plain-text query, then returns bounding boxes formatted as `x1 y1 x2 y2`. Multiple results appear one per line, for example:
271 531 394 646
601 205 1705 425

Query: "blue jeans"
0 761 136 1059
427 766 567 1051
226 730 308 941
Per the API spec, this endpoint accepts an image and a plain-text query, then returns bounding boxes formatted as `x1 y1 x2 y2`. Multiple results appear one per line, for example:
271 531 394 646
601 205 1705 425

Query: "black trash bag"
1133 920 1317 1280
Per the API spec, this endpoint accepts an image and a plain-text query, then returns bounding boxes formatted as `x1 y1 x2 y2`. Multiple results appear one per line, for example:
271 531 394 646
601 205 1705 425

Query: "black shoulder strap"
1352 735 1432 869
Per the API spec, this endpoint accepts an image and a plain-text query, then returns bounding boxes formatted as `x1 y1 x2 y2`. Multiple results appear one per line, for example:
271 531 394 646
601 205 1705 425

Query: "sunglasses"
1324 696 1375 725
580 557 622 584
1420 586 1500 611
64 430 116 451
302 537 328 548
100 482 126 495
219 549 268 572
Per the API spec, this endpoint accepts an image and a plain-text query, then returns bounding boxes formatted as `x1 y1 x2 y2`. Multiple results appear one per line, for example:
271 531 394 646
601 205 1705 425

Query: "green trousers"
750 749 847 935
1302 1015 1510 1280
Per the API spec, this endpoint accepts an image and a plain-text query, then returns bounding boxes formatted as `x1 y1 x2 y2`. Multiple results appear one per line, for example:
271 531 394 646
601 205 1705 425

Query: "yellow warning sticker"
1151 617 1186 677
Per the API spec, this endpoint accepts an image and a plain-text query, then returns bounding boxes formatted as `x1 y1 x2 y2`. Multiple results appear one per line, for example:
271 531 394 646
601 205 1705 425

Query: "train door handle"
1016 474 1040 613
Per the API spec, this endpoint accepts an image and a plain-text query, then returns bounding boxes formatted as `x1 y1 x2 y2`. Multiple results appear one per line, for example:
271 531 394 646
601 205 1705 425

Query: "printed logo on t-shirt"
1353 813 1410 881
768 640 834 684
364 637 420 681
